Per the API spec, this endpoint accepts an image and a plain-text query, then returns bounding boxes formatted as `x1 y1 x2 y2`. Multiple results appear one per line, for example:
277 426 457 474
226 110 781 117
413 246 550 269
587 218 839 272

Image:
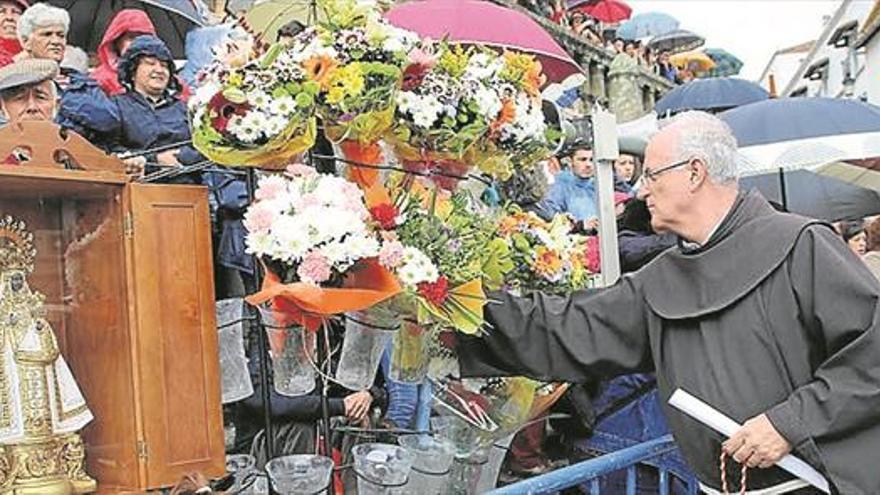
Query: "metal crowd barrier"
487 434 699 495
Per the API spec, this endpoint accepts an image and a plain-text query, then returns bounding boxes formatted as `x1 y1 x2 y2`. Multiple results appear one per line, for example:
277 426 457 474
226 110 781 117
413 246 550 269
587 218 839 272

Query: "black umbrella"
48 0 204 58
740 169 880 222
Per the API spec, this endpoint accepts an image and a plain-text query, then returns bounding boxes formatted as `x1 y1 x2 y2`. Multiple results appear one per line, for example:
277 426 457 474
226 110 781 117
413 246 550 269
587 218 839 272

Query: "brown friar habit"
458 190 880 494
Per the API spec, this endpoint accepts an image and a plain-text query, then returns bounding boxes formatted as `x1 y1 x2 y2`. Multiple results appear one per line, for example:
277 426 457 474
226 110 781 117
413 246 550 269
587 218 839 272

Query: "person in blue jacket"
538 140 600 231
108 34 204 181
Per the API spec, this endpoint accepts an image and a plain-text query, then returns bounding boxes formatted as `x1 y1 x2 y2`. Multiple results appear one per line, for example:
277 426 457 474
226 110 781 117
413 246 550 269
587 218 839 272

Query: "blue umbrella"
617 12 679 40
721 97 880 147
721 98 880 220
655 77 768 116
48 0 205 58
647 29 704 54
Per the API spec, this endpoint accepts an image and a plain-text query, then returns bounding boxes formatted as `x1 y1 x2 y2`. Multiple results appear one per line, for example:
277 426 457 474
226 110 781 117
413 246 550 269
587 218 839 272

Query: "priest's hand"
722 414 792 469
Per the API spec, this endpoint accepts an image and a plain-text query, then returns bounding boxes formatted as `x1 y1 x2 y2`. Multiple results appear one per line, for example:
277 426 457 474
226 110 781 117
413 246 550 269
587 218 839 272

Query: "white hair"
18 3 69 41
660 111 739 185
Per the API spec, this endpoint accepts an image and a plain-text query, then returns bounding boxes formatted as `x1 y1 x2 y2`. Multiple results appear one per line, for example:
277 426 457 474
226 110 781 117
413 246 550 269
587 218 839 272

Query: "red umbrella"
385 0 582 84
574 0 632 24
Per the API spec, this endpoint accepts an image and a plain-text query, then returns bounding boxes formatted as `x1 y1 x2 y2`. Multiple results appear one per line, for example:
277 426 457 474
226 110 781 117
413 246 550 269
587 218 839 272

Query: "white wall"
862 34 880 103
782 0 872 97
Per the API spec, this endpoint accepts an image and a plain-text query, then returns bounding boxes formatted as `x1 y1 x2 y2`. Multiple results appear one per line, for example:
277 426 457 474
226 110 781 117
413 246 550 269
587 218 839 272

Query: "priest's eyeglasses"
641 158 692 184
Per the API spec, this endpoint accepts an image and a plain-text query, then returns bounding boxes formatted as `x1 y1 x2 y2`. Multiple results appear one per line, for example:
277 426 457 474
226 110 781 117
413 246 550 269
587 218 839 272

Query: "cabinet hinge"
123 212 133 239
137 440 148 459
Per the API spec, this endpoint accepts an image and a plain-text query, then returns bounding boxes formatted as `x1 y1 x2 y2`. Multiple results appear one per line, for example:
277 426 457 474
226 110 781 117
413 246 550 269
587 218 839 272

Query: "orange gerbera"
490 98 517 135
532 246 562 278
303 55 339 90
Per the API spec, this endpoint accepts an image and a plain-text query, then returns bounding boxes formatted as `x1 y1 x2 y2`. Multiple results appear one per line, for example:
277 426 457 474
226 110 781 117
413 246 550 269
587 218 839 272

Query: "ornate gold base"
0 433 96 495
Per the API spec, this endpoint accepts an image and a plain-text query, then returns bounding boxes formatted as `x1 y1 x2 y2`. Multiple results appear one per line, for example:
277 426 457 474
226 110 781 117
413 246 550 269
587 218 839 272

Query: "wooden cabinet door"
126 183 224 488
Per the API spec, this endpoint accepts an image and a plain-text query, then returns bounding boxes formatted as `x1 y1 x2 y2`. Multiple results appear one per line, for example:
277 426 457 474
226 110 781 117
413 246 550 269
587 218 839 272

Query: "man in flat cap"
0 57 55 122
0 58 56 164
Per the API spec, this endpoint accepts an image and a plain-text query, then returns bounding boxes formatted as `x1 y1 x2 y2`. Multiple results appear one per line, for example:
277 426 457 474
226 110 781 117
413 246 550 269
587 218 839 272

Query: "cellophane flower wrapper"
433 376 540 444
190 43 319 167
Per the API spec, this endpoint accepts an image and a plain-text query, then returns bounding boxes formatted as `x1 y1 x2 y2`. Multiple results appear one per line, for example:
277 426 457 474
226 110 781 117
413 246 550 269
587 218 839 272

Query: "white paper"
668 389 830 494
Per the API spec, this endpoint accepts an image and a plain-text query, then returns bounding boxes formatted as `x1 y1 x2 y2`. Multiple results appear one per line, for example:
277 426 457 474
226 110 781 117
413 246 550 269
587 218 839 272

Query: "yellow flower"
438 44 470 78
502 51 545 95
326 63 365 105
227 72 243 87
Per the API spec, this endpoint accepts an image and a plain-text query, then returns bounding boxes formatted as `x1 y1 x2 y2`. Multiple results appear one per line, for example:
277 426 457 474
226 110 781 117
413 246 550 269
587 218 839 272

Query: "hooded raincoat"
90 9 155 96
106 35 203 181
460 190 880 494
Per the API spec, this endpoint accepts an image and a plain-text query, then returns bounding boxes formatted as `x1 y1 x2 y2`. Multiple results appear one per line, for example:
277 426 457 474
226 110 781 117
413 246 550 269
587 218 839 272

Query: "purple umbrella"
385 0 582 84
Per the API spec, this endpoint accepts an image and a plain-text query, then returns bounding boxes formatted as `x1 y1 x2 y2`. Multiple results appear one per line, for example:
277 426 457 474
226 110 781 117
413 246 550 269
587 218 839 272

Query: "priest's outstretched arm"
457 276 653 383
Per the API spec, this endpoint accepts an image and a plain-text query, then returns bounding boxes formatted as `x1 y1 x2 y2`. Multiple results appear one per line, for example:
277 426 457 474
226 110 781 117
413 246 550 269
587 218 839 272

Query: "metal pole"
778 167 788 210
591 105 621 287
246 168 275 465
308 146 335 495
318 322 335 495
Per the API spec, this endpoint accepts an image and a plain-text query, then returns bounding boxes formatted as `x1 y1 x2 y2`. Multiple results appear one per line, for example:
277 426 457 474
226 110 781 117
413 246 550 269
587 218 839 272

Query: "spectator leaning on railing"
106 34 204 180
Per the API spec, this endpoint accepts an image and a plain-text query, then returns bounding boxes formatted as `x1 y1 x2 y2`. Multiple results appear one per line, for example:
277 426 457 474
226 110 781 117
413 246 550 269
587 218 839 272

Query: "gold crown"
0 215 36 274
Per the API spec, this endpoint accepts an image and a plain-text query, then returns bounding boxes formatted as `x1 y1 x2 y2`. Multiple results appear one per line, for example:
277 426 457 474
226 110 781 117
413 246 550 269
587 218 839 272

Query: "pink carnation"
378 240 405 269
255 176 287 201
297 251 332 284
408 47 437 68
285 163 316 177
243 203 275 233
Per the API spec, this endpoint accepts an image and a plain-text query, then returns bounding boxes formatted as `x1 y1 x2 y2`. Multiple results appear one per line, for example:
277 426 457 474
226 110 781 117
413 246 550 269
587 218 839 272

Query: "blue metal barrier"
487 434 699 495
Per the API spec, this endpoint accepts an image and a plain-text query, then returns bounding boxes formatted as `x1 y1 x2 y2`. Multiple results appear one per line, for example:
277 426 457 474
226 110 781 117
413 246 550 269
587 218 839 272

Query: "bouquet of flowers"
243 166 400 330
372 182 511 333
391 44 554 187
389 44 497 189
285 0 421 186
479 51 557 180
190 43 319 168
496 208 599 295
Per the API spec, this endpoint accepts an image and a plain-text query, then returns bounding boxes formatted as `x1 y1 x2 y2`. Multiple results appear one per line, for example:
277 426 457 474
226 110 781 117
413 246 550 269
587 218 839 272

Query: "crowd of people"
517 0 686 84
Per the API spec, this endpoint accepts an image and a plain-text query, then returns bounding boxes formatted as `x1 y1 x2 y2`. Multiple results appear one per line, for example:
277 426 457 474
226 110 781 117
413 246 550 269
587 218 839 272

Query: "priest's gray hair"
18 3 69 41
662 111 739 185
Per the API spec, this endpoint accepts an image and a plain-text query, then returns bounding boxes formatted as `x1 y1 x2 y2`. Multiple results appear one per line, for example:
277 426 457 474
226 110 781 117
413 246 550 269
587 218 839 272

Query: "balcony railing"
492 0 674 121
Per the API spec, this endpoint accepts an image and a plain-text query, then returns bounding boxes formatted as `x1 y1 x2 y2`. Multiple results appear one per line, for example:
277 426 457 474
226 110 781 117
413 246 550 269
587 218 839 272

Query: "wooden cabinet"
0 122 225 492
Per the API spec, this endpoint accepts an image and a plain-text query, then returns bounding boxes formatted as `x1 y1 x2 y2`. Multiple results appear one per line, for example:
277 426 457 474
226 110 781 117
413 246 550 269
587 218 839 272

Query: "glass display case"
0 122 225 492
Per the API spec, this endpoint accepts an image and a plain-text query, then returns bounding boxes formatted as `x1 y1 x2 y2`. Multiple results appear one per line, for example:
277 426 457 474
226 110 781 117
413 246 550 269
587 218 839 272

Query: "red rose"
417 276 449 306
369 203 399 230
